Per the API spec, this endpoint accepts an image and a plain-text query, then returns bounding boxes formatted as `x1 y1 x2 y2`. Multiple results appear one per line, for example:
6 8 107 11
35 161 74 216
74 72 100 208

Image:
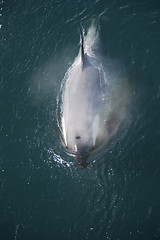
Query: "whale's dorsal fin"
81 34 86 69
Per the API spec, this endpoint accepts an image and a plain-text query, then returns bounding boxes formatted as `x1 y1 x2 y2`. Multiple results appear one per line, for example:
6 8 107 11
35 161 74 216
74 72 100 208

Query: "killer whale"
61 25 110 168
60 24 127 168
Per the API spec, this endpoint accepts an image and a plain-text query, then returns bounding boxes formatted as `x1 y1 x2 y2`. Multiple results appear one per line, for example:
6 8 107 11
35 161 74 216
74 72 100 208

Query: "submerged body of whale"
61 26 122 168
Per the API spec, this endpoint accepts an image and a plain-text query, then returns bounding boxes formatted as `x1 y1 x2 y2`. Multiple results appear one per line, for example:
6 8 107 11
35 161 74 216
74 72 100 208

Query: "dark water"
1 0 160 239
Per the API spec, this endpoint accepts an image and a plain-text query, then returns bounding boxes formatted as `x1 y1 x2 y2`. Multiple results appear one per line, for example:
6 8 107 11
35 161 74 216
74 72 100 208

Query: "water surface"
1 0 160 239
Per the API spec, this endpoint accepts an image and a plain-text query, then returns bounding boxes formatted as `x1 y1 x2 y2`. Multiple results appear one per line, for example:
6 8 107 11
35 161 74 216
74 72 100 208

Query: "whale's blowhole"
75 136 81 139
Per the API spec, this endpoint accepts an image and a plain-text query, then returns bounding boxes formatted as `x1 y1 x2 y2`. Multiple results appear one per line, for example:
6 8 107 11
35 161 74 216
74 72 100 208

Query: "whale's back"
62 59 103 154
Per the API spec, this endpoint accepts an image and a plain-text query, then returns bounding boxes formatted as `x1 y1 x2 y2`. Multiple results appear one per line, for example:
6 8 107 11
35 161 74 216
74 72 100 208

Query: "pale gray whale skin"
61 29 109 168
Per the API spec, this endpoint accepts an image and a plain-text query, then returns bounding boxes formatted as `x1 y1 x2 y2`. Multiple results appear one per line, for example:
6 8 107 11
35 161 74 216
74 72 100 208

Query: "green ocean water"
1 0 160 239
